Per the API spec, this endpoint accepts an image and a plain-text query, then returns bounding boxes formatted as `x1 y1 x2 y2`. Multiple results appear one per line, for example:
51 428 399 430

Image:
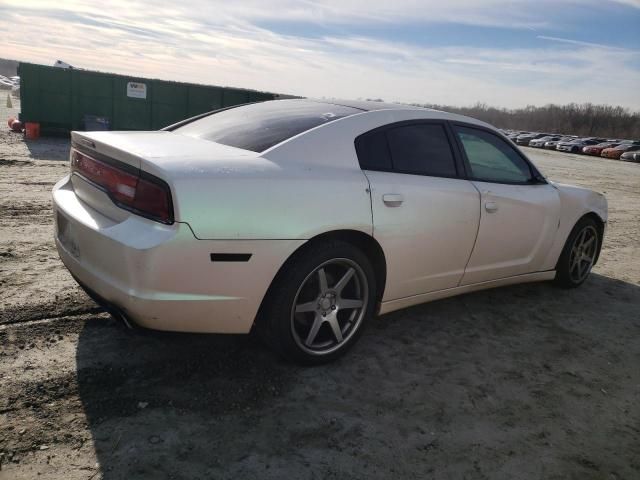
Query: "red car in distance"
583 142 619 156
601 143 640 159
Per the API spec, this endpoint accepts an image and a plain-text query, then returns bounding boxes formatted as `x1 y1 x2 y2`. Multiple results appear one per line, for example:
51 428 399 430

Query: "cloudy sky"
1 0 639 109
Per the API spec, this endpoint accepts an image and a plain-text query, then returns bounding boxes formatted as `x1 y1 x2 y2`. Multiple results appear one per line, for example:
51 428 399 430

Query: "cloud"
610 0 640 7
537 35 633 51
0 0 639 110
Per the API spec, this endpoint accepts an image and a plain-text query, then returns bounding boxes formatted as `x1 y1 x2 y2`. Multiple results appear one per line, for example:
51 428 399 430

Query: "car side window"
355 130 392 170
355 123 457 177
454 126 533 184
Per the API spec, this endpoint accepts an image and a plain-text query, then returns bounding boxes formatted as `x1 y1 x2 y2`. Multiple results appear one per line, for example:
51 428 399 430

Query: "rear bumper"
71 273 137 328
53 175 304 333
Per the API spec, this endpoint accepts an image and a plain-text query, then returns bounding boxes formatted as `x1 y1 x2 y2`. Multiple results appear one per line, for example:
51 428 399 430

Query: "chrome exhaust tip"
108 308 136 329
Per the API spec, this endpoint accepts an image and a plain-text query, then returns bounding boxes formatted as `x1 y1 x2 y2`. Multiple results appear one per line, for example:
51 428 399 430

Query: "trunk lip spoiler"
75 137 96 149
71 141 140 176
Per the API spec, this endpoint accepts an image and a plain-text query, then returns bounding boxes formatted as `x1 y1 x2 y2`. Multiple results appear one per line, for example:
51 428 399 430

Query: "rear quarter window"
355 130 392 170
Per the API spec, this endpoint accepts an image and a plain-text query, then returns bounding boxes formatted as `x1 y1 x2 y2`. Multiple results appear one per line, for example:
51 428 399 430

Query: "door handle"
485 201 498 213
383 194 404 207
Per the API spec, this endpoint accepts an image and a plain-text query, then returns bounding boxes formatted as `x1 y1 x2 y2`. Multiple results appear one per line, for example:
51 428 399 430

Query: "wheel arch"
252 229 387 331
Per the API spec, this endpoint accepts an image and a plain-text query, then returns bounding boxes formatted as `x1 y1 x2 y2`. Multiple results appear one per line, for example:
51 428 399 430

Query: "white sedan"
53 99 607 363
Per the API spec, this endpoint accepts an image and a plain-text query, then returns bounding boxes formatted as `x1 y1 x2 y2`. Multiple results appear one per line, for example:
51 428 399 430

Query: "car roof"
171 98 497 157
261 99 501 167
274 98 494 132
308 98 426 112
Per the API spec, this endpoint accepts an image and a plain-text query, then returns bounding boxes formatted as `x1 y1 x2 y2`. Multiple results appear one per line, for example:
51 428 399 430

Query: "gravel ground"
0 130 639 480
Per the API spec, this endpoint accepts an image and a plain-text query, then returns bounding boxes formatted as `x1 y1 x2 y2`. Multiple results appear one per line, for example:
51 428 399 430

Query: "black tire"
554 217 601 288
260 240 376 365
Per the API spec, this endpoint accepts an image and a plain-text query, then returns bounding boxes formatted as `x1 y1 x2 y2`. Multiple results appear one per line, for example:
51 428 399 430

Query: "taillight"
71 149 173 224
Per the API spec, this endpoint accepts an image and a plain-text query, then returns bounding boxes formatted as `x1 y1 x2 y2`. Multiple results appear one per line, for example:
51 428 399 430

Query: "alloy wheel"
290 258 368 355
569 225 598 283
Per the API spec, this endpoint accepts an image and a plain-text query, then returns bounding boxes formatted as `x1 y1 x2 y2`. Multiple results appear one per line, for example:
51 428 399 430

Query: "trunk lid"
71 130 256 169
69 131 263 224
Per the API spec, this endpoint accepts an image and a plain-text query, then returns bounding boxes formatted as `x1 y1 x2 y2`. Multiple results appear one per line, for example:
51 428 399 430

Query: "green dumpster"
18 62 277 133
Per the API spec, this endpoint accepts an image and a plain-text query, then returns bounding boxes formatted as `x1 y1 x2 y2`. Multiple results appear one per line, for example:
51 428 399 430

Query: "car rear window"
355 123 457 177
173 100 361 152
386 124 457 177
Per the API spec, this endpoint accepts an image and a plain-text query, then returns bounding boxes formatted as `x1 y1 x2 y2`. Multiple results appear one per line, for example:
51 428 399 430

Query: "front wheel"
261 241 376 364
554 217 601 288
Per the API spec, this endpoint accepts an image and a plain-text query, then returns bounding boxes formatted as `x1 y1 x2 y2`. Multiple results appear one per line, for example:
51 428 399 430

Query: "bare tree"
412 102 640 139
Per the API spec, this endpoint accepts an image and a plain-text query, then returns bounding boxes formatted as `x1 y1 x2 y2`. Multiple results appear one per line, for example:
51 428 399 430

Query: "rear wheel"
554 217 601 288
261 241 376 364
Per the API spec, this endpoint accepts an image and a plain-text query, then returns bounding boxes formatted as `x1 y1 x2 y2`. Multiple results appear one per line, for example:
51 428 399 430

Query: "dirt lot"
1 129 639 480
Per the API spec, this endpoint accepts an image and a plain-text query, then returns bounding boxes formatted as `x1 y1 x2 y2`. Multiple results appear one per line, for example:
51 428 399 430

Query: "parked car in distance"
507 131 527 140
583 142 620 156
516 132 553 146
52 99 608 363
601 143 640 159
620 151 640 162
556 138 606 154
513 132 535 144
530 135 562 148
544 136 576 150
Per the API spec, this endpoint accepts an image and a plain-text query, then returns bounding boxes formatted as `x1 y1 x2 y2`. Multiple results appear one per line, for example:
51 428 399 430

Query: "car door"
451 124 561 285
356 121 481 301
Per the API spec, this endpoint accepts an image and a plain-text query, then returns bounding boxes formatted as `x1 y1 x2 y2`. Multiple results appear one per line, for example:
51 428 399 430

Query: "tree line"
411 102 640 140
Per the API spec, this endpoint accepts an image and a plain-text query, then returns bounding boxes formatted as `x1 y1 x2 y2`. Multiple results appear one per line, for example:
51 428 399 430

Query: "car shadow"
75 272 640 479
